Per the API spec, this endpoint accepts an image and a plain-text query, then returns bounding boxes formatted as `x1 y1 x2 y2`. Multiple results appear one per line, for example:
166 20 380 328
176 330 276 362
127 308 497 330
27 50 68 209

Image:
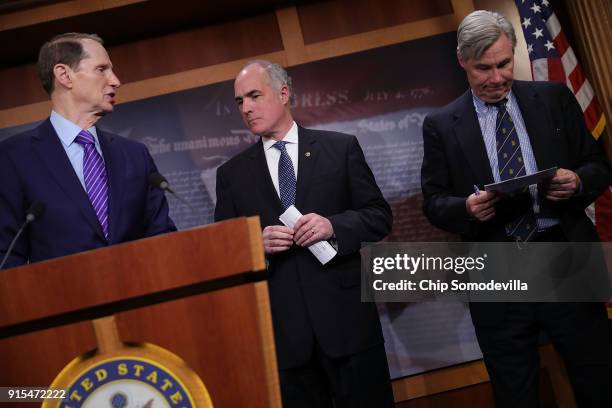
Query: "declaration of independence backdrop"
0 31 487 379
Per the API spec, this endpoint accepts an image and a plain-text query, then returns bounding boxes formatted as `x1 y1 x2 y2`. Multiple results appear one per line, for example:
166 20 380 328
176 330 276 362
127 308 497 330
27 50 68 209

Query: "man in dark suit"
0 33 175 269
215 60 394 407
421 11 611 407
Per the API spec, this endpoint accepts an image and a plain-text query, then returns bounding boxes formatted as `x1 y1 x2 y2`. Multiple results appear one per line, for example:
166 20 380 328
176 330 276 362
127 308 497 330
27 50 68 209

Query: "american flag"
514 0 606 140
514 0 611 241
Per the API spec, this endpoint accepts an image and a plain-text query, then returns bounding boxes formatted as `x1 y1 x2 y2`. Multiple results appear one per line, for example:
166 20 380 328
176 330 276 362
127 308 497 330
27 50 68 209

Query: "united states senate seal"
42 318 212 408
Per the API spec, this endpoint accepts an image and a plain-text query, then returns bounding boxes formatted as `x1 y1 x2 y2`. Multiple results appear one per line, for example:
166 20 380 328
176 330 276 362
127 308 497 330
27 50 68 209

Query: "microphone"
0 201 46 270
149 172 171 193
148 172 196 213
26 202 45 222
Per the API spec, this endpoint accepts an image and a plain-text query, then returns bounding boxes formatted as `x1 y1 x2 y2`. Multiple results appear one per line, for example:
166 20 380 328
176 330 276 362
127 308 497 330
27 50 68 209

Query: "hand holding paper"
466 190 500 222
262 225 294 254
293 213 334 246
279 205 337 265
543 168 581 201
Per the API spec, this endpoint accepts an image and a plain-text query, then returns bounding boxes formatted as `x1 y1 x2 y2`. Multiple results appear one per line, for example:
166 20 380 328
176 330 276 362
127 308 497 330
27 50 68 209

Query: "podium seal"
42 317 212 408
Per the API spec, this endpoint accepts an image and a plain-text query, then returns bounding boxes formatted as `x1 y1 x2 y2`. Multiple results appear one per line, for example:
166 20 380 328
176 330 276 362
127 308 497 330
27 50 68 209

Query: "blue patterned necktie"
273 141 296 210
75 130 110 240
491 99 537 242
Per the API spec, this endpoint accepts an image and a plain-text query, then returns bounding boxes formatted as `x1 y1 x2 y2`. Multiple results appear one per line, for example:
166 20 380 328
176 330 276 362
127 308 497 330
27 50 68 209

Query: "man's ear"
279 84 290 105
457 54 466 69
53 64 72 90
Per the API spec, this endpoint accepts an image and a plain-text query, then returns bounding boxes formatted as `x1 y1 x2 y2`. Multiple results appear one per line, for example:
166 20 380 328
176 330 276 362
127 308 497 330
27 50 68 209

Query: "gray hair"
244 60 295 105
457 10 516 60
37 32 104 94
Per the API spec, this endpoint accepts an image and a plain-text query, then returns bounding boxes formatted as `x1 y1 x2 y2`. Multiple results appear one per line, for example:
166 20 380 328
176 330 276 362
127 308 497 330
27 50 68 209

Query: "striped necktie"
490 99 537 242
75 130 109 240
273 141 296 210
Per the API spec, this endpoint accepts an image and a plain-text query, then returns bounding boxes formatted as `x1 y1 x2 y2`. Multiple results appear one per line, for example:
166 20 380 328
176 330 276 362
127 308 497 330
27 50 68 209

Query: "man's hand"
543 168 581 201
466 190 499 222
293 213 334 247
262 225 294 254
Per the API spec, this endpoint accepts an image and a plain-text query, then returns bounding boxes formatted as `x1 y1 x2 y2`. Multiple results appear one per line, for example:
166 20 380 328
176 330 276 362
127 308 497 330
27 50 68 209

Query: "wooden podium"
0 216 281 407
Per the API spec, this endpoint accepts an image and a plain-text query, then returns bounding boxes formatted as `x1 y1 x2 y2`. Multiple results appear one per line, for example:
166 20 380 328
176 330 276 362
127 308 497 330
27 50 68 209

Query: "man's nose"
108 70 121 88
241 99 252 113
490 68 503 83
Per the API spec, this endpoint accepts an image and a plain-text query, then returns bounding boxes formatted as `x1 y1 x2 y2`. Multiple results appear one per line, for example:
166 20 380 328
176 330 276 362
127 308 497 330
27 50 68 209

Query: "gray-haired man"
215 61 394 407
421 10 611 407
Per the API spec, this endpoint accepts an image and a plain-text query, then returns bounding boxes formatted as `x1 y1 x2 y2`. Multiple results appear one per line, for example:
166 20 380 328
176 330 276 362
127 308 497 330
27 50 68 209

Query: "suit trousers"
471 227 612 407
472 301 611 407
279 342 395 408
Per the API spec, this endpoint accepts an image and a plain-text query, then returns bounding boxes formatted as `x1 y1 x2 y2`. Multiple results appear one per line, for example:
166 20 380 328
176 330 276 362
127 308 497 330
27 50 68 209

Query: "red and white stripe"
531 11 606 141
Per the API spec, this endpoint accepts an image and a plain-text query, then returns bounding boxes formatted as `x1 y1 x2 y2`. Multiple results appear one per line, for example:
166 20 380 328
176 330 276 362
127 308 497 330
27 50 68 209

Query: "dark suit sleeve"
0 147 28 268
214 164 237 222
142 147 177 236
327 136 392 256
421 115 477 237
557 85 611 208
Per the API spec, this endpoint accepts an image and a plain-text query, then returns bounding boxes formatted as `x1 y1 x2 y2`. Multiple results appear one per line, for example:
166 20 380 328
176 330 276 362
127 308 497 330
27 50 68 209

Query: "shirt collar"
50 110 98 148
471 90 515 115
262 121 298 151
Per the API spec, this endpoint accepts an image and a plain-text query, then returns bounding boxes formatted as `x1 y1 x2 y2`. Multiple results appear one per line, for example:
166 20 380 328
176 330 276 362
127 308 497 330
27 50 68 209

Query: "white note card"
484 167 558 194
279 205 337 265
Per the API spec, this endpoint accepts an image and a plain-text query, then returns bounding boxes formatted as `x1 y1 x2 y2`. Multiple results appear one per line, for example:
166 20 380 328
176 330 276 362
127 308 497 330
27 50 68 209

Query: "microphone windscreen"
148 172 168 189
26 201 45 222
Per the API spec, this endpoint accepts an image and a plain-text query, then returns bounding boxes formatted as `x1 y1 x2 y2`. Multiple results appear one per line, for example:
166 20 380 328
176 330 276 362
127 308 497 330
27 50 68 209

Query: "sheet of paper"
484 167 557 194
279 205 337 265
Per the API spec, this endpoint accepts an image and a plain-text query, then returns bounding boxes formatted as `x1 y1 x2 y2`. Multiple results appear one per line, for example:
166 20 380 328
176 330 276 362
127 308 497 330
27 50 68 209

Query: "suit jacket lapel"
249 139 284 219
295 126 318 210
453 91 495 186
33 119 106 240
98 129 125 243
512 81 554 171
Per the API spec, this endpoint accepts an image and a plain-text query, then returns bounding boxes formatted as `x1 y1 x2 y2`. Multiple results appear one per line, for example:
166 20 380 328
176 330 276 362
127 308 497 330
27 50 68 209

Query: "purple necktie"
75 130 109 239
